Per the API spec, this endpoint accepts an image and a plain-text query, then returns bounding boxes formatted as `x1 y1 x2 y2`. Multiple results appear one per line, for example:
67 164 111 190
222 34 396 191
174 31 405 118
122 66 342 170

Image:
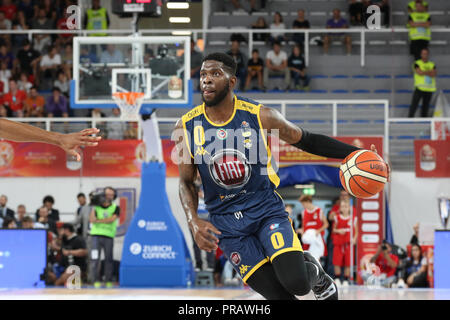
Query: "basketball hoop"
112 92 145 121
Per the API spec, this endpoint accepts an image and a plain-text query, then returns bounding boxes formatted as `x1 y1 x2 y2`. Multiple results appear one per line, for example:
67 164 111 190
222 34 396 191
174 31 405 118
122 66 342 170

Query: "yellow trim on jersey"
242 258 269 284
257 106 280 188
182 120 194 159
202 96 238 127
236 99 260 115
274 190 283 200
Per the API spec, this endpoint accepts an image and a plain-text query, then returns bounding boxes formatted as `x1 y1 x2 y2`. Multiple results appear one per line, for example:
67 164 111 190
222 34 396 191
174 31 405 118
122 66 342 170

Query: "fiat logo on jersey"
208 149 251 189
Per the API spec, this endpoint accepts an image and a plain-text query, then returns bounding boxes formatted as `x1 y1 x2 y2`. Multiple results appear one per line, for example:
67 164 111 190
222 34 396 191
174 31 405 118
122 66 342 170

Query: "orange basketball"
339 150 389 199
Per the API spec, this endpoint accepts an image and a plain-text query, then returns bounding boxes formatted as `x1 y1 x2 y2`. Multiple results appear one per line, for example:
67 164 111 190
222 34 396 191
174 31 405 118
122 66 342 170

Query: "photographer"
367 241 399 287
89 187 120 288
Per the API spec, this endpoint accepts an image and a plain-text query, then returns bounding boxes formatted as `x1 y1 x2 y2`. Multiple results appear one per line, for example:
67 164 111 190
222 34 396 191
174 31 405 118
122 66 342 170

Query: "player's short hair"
299 194 313 203
202 52 237 76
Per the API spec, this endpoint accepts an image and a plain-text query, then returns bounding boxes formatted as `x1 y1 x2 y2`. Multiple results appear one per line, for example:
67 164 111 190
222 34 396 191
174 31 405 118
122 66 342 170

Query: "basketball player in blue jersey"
0 118 101 161
174 53 379 300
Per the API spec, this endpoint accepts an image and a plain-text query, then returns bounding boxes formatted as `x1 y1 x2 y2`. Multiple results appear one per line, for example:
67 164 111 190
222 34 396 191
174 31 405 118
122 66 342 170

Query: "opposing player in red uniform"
299 195 328 259
0 118 100 161
332 198 358 286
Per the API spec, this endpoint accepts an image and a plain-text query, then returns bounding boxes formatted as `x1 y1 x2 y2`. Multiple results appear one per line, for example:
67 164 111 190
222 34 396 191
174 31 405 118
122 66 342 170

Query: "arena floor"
1 286 449 300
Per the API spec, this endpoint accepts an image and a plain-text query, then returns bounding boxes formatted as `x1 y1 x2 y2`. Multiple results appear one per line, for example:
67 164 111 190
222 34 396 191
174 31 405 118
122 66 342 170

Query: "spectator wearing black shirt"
31 6 54 53
404 243 428 288
288 45 310 91
35 195 60 222
370 0 390 27
348 0 367 26
47 223 88 286
0 194 15 223
251 17 268 43
292 9 310 47
226 40 247 90
409 222 419 245
14 39 40 77
244 49 264 91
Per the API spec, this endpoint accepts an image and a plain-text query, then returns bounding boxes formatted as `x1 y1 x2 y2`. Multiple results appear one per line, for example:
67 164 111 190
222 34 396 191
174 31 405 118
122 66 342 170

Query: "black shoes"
303 251 338 300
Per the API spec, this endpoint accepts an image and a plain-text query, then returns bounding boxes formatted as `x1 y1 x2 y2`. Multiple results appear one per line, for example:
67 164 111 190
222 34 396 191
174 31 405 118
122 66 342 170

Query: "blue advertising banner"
119 162 194 287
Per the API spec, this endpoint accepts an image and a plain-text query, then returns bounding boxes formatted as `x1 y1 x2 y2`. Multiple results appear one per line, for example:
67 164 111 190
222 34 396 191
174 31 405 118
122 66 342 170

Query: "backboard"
71 36 192 113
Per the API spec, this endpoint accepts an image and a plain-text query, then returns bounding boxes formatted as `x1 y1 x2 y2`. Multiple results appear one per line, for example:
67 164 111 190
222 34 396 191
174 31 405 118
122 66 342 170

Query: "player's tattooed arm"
173 120 221 252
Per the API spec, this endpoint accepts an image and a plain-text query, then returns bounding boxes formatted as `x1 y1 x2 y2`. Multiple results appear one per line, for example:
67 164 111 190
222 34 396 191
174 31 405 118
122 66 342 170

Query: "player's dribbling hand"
60 128 102 161
369 144 391 182
192 218 221 252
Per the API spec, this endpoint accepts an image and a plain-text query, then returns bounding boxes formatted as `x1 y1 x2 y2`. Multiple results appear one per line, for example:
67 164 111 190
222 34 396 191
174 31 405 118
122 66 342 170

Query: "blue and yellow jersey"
181 96 284 215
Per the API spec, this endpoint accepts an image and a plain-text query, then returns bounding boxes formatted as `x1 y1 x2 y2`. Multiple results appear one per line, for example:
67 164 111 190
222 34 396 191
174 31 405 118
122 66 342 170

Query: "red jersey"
302 207 324 234
0 4 17 20
2 90 26 111
375 254 399 277
333 213 357 246
57 17 73 38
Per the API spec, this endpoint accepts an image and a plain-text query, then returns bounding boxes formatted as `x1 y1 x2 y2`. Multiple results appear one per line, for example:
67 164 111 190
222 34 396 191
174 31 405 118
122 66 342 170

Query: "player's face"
200 60 234 107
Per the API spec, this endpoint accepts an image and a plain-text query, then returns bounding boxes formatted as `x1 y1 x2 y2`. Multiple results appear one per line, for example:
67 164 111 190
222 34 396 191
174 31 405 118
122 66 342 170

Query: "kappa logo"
239 264 251 276
230 252 241 265
195 146 209 156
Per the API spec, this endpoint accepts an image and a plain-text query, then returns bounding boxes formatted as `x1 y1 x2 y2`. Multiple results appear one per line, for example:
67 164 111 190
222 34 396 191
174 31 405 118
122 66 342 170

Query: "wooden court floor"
0 286 449 300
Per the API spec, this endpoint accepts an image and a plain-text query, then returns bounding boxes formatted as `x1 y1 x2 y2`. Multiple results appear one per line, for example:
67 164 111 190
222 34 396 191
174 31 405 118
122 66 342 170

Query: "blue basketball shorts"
210 207 303 284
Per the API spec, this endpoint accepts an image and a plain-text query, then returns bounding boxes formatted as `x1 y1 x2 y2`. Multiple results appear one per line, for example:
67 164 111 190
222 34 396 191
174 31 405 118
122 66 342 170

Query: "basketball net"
112 92 145 121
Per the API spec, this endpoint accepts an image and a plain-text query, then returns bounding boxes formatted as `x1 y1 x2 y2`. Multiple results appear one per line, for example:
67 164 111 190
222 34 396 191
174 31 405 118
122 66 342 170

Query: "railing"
7 101 450 171
4 27 450 67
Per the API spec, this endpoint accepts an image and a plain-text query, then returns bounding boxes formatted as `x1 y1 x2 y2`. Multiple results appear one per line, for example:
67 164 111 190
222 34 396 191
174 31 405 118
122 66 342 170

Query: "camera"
381 240 388 250
89 191 108 206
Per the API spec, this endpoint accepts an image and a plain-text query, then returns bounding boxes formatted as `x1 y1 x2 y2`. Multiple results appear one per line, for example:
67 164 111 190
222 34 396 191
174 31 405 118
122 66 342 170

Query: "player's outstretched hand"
369 144 391 182
60 128 101 161
192 218 221 252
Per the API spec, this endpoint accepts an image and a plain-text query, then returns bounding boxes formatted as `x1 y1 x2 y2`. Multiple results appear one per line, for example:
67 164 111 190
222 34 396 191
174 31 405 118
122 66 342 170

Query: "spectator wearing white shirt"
269 12 286 44
0 11 12 30
263 41 290 91
40 45 61 86
17 72 32 93
0 60 11 93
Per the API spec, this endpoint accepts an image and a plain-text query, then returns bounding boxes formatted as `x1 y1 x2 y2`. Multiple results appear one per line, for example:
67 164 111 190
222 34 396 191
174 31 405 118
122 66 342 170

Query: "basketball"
339 150 389 199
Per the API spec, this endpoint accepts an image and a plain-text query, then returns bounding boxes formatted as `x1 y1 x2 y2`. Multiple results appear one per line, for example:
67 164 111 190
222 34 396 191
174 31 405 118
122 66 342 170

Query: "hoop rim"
112 92 145 105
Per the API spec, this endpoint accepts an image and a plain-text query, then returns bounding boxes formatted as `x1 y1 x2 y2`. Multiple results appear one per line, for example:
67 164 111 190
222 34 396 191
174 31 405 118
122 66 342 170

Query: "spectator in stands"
89 191 120 288
408 2 431 60
365 241 399 287
18 0 34 22
348 0 367 26
15 204 27 228
0 44 14 69
84 0 110 37
80 46 98 64
56 8 75 47
11 10 29 49
332 199 358 287
35 195 60 222
3 78 26 117
100 44 123 64
251 17 268 43
35 206 57 234
0 0 17 21
408 0 428 13
2 216 16 228
47 223 88 286
226 40 247 91
269 12 286 44
0 195 15 226
404 243 428 288
370 0 390 27
60 44 73 79
409 222 419 245
18 72 32 93
0 10 11 30
106 107 127 140
230 0 257 14
53 71 70 97
41 0 57 21
409 48 436 117
263 41 290 91
46 87 69 118
14 39 41 77
190 39 203 79
323 8 352 55
24 86 45 117
292 9 310 47
0 60 11 92
31 7 54 53
40 45 62 86
288 45 310 91
244 49 264 91
21 216 34 229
